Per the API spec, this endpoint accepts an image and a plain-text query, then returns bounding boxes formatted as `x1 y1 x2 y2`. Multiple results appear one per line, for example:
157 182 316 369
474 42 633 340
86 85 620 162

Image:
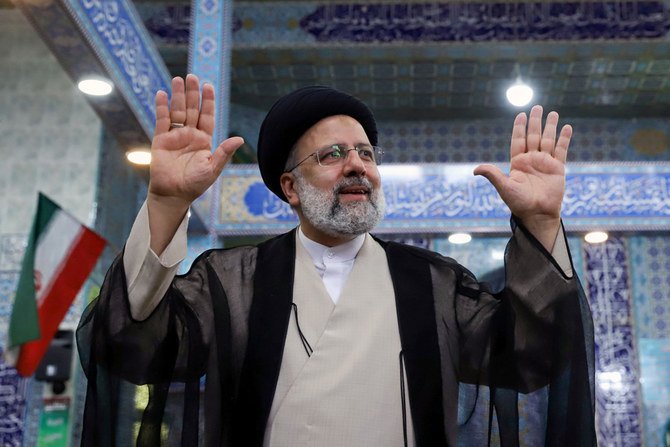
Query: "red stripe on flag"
16 227 105 377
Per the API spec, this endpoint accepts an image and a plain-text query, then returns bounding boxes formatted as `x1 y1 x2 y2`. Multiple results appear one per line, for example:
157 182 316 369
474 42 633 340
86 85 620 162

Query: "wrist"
146 193 190 256
518 214 561 253
519 214 560 230
147 191 191 217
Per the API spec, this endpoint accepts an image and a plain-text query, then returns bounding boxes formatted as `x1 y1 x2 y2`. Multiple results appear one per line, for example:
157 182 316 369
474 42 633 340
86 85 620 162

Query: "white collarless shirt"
297 228 365 304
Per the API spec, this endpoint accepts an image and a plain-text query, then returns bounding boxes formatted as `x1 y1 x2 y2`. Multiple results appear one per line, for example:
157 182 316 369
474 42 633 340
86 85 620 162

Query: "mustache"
333 176 375 194
330 177 381 218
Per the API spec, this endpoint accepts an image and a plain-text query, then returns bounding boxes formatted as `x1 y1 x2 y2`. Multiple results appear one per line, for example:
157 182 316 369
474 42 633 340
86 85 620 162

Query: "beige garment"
264 234 415 447
124 201 573 321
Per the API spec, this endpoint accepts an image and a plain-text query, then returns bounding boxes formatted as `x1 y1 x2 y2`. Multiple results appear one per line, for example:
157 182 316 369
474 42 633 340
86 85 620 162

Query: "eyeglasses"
284 143 384 172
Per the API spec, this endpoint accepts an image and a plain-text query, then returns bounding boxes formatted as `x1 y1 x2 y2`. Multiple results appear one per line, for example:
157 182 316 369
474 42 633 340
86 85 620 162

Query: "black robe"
77 221 596 446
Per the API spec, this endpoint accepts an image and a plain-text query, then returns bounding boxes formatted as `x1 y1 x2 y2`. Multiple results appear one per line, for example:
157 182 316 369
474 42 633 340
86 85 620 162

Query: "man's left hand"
474 105 572 252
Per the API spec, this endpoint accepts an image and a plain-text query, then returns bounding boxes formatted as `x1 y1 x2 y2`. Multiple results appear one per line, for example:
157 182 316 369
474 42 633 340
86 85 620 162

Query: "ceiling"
5 0 670 121
137 0 670 120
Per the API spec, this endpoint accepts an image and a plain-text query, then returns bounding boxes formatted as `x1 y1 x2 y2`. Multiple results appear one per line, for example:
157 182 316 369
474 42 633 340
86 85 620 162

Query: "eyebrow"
320 142 372 148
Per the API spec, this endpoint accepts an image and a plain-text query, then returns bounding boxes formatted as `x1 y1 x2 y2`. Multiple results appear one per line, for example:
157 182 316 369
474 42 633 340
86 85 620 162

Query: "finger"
473 164 507 195
510 112 527 159
211 136 245 174
526 105 543 151
154 90 170 135
198 83 215 136
554 124 573 164
540 111 559 154
185 74 201 127
169 77 186 125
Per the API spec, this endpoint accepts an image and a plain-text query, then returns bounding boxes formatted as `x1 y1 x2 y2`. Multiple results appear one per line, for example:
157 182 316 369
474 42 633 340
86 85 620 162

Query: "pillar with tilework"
188 0 234 242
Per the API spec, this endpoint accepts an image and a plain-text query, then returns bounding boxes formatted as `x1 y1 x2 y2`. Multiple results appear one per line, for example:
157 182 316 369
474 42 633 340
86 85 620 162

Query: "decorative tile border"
13 0 170 146
189 0 234 230
64 0 171 135
300 2 670 43
139 1 670 47
584 237 643 446
215 163 670 235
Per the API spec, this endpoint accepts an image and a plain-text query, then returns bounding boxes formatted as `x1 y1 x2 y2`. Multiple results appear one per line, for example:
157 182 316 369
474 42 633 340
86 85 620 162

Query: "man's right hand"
147 74 244 255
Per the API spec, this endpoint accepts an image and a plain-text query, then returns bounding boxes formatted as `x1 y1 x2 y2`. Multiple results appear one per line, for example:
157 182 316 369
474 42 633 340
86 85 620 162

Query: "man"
78 75 595 446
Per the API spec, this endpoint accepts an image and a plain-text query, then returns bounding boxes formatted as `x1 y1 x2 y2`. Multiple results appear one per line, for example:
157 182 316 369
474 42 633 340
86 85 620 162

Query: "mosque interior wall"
0 5 669 445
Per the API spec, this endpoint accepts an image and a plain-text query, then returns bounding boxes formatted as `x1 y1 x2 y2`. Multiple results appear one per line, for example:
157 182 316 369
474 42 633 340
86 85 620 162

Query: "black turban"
257 86 378 202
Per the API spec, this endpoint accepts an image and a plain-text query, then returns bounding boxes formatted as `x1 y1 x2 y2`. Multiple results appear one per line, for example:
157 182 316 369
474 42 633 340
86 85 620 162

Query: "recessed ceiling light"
448 233 472 244
584 231 608 244
78 77 113 96
126 149 151 165
506 82 534 107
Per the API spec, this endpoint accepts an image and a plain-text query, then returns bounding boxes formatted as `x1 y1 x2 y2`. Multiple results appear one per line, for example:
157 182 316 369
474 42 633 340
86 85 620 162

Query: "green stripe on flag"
8 193 59 348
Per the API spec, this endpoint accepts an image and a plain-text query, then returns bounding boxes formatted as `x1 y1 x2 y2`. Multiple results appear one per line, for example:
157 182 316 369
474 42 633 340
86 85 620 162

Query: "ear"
280 172 300 206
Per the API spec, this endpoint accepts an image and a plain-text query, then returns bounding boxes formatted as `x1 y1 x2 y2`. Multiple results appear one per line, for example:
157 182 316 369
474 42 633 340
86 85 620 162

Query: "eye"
321 145 345 160
357 146 375 161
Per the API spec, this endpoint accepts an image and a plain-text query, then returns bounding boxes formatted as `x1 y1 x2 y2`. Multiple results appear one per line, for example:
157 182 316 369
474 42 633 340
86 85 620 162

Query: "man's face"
280 115 385 245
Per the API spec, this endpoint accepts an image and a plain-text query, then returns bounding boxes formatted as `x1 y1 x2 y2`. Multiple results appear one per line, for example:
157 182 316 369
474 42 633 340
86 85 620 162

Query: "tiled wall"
224 99 670 447
0 11 101 234
398 232 669 446
584 237 644 446
629 236 670 446
2 4 670 446
230 105 670 164
378 117 670 163
0 7 103 325
0 8 102 446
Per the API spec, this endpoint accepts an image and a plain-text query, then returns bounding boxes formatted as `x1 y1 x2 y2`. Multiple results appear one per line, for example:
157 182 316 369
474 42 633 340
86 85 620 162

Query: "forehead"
295 115 370 152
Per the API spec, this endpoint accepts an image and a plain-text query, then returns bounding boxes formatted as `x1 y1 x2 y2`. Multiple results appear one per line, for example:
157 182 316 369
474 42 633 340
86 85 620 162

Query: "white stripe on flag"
34 210 84 307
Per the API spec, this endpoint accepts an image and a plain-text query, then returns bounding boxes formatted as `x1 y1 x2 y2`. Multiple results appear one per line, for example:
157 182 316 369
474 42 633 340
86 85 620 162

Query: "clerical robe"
77 220 596 446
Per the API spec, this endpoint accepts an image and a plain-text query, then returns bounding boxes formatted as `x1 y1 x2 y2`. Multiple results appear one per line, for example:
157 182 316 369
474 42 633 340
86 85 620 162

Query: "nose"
342 148 367 177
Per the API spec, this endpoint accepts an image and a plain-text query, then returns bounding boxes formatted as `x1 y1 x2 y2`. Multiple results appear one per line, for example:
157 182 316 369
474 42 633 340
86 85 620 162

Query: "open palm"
149 75 243 207
474 106 572 248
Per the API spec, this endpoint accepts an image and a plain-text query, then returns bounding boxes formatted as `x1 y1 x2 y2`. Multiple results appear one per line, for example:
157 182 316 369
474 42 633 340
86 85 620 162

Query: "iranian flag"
6 193 106 377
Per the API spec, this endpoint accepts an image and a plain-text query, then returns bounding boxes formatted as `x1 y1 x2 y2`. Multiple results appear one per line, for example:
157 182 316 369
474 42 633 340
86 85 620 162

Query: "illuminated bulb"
584 231 608 244
78 78 113 96
506 82 534 107
126 149 151 165
448 233 472 244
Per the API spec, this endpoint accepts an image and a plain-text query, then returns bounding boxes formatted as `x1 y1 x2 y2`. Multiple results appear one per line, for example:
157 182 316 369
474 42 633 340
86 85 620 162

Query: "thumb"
473 164 507 192
211 136 245 174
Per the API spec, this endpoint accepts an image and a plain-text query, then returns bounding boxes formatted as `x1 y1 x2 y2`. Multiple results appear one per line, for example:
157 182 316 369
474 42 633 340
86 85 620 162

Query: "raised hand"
150 74 244 208
147 74 244 254
474 105 572 251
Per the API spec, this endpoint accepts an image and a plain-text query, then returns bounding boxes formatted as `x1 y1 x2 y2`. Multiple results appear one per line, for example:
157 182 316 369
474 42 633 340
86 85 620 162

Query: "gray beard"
293 172 386 238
